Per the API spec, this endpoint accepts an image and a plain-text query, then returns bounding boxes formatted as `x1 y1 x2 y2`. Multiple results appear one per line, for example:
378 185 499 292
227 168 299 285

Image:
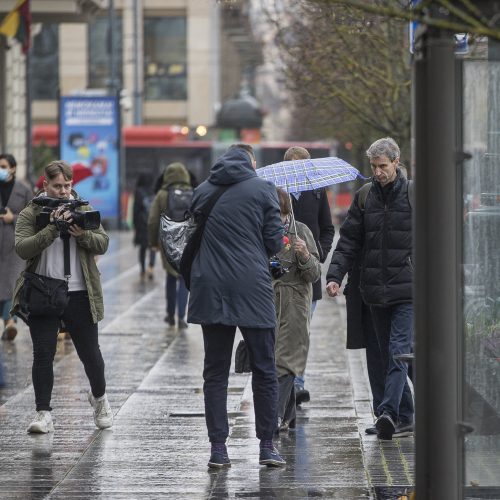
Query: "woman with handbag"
11 160 113 434
272 188 321 433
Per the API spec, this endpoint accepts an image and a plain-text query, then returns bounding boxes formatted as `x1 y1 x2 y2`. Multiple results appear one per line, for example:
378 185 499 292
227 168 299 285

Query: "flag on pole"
0 0 31 54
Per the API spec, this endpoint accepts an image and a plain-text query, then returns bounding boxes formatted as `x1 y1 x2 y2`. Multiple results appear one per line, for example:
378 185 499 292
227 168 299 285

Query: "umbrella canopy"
256 157 365 193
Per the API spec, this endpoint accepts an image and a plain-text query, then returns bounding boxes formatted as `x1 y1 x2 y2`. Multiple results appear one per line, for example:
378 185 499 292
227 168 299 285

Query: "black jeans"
202 324 278 443
28 291 106 411
138 245 156 273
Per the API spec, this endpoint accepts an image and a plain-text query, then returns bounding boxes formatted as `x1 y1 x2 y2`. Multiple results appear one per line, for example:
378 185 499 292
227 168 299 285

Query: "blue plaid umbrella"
256 156 364 192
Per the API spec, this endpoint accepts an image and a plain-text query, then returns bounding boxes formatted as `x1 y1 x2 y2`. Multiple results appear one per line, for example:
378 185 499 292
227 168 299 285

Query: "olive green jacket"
273 221 321 378
11 193 109 324
147 162 191 276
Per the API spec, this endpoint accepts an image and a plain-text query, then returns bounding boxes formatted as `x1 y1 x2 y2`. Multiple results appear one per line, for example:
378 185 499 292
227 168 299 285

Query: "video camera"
34 197 101 234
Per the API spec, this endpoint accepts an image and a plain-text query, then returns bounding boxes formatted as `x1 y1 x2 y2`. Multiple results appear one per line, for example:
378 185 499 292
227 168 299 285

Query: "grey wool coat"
273 221 321 378
187 148 283 328
0 179 33 302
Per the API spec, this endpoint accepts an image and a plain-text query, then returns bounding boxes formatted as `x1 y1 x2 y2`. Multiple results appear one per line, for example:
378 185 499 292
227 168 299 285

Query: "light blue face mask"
0 169 10 182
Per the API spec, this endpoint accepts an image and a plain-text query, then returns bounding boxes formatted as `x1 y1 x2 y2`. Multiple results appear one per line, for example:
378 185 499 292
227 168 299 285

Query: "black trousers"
28 291 106 411
202 323 278 443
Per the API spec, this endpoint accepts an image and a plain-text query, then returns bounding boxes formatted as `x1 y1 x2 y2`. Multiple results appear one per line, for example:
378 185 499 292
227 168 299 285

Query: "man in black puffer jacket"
326 137 414 441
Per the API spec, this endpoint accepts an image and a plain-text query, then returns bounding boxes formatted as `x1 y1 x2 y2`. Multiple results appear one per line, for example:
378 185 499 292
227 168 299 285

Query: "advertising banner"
59 96 120 219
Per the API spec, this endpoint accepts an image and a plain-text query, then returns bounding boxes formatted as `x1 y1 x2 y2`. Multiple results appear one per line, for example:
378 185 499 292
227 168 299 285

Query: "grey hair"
366 137 400 161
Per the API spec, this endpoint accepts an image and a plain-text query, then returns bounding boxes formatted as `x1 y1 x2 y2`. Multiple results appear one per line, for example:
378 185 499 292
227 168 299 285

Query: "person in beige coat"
272 188 321 432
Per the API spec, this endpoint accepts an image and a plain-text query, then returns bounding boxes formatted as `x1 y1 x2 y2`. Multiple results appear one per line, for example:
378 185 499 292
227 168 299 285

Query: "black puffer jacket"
326 170 412 306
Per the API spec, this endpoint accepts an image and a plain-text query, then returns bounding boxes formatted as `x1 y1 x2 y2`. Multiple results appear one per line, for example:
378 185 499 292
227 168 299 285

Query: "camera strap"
61 233 71 280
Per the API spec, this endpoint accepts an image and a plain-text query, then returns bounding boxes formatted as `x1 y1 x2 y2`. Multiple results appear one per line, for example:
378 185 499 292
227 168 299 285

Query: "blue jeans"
370 303 414 424
202 324 278 442
166 274 188 320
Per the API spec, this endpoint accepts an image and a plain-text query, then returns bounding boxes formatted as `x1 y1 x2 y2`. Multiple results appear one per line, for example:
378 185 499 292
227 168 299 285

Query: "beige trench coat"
273 220 321 377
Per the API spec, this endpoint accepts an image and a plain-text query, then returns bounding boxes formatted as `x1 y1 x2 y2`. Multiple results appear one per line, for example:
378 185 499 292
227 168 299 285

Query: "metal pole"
25 43 33 183
132 0 142 125
414 28 461 499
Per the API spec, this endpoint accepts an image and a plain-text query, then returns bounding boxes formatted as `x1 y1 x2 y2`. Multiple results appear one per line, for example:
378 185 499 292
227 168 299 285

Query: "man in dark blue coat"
326 137 414 441
187 144 286 468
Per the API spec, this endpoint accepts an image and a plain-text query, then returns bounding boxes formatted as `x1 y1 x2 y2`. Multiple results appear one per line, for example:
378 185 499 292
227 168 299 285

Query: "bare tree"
265 1 411 164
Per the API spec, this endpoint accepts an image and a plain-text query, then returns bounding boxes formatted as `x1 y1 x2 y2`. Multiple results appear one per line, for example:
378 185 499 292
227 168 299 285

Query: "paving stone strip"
0 233 415 499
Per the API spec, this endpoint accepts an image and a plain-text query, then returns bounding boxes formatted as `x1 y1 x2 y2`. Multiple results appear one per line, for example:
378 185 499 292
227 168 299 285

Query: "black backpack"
166 186 194 222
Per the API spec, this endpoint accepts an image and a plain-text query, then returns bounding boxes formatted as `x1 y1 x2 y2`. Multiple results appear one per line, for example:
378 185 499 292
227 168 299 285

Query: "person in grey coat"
187 144 286 469
0 154 33 341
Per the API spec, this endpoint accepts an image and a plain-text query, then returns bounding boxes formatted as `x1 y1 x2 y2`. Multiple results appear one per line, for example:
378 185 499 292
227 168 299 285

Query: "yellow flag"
0 0 25 38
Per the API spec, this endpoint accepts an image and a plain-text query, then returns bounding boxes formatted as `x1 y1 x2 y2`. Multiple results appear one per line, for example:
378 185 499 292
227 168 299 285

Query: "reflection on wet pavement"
0 232 414 499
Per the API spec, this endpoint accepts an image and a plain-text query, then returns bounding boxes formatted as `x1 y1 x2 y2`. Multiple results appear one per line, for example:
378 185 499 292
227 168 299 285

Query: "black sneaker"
394 422 414 438
295 388 310 406
375 413 396 441
365 426 377 435
178 319 188 329
164 315 175 327
207 450 231 469
259 446 286 467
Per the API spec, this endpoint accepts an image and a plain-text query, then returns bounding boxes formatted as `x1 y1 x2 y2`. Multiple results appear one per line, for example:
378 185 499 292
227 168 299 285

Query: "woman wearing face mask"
272 188 321 433
0 154 33 341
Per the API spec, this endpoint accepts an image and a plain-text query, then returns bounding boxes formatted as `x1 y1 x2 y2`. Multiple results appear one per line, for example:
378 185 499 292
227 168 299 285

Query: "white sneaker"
88 391 113 429
27 411 54 434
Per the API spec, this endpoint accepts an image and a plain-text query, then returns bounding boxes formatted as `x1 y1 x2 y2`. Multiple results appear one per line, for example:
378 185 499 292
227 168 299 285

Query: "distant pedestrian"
0 153 33 341
133 173 156 281
326 137 414 440
272 188 320 433
187 144 286 468
12 160 113 433
283 146 335 405
148 162 192 329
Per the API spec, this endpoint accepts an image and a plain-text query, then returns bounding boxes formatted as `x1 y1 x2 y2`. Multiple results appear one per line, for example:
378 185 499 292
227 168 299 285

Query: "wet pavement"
0 231 414 499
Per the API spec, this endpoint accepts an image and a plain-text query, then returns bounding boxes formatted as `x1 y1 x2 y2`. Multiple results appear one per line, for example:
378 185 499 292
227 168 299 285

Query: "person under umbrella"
271 187 321 432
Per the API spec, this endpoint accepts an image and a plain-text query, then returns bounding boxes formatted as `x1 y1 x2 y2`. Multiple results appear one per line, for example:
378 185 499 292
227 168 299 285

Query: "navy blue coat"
187 148 283 328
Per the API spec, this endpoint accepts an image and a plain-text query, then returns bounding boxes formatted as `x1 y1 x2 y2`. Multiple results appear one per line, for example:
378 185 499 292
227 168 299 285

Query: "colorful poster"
59 96 120 219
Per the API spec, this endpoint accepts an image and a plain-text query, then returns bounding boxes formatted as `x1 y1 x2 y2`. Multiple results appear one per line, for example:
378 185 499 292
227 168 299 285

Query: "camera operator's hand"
0 206 14 224
68 224 85 238
50 205 71 224
294 236 310 262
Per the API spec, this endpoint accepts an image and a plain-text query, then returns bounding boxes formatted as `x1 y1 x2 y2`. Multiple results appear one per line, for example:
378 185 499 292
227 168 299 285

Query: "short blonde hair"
45 160 73 181
284 147 310 161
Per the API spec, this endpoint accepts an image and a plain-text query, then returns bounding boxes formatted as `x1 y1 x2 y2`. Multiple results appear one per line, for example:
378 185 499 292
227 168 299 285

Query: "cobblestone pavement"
0 232 414 499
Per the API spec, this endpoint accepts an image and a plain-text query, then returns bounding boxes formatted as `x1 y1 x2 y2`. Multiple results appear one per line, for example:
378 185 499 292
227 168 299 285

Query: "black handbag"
235 340 252 373
18 233 71 320
19 271 69 317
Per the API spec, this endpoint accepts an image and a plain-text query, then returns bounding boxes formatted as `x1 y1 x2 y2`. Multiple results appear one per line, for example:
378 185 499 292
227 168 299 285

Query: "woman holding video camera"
272 188 321 433
11 160 113 434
